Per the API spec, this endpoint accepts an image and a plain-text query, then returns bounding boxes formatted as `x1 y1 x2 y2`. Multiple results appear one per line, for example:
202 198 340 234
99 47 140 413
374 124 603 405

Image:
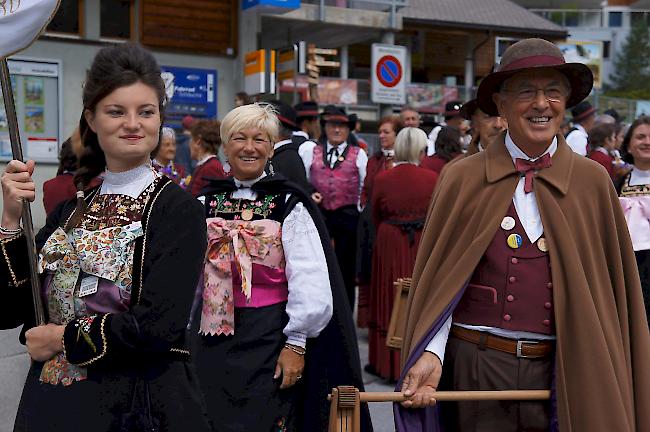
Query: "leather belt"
451 326 554 359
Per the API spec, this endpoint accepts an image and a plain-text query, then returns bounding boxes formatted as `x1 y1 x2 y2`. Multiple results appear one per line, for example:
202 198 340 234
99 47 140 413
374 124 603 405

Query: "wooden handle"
329 390 551 403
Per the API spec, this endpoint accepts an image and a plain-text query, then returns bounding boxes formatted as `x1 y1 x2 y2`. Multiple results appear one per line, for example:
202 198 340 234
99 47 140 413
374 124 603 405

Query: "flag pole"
0 58 45 325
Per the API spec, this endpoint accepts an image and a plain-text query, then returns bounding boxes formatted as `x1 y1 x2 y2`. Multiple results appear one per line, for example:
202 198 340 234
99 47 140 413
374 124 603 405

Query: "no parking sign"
371 44 407 104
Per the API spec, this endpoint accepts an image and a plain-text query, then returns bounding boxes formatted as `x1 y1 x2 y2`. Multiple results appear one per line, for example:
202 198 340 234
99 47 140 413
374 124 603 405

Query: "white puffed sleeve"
281 201 333 348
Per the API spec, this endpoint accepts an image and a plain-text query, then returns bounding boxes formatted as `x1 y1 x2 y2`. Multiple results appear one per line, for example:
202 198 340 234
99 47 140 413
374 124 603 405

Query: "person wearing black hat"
305 105 368 309
428 101 467 155
295 100 321 141
396 38 650 432
268 100 312 192
461 99 508 156
294 101 321 174
566 100 597 156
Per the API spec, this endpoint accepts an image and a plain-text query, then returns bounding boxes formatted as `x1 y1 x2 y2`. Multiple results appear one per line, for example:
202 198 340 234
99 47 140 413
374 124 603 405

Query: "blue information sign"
242 0 300 10
160 66 217 128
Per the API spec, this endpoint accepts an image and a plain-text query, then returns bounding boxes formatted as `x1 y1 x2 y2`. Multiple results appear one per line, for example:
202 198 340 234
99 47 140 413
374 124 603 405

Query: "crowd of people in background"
40 82 650 386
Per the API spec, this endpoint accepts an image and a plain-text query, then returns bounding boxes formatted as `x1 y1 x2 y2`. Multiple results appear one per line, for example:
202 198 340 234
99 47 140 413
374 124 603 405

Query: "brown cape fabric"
401 132 650 431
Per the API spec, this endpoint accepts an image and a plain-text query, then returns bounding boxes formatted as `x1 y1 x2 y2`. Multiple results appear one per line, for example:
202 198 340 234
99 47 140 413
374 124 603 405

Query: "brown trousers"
438 335 553 432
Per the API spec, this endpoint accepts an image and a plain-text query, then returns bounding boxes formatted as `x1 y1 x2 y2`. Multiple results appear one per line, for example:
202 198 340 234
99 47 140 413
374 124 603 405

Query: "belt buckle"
516 340 538 358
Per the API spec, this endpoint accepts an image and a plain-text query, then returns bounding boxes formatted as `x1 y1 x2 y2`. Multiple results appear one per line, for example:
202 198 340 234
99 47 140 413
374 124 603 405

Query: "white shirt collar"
233 172 267 188
274 138 292 150
103 164 153 186
595 146 610 156
326 141 347 153
100 164 156 198
574 124 586 134
382 148 395 157
504 131 557 163
630 166 650 186
197 154 216 166
293 131 309 139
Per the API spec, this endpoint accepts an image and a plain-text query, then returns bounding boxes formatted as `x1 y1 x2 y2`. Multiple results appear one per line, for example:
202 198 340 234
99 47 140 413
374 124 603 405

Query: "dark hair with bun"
66 43 165 230
191 119 222 155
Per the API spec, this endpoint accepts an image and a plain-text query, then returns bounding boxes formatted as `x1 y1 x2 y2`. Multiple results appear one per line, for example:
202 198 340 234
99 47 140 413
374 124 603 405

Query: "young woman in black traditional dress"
0 44 211 431
194 103 373 431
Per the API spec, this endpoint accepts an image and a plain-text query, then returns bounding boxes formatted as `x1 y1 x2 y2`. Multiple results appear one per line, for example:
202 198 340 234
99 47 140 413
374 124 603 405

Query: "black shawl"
202 175 373 432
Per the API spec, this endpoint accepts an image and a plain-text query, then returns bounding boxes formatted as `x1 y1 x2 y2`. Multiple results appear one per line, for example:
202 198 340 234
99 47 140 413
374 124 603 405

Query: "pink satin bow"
200 217 282 336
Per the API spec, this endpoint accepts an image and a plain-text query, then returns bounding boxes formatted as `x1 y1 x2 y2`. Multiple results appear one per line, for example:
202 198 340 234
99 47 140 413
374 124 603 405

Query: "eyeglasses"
502 86 567 103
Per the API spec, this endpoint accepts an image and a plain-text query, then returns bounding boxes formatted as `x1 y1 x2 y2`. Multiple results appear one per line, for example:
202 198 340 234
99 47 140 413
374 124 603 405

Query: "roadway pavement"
357 326 397 432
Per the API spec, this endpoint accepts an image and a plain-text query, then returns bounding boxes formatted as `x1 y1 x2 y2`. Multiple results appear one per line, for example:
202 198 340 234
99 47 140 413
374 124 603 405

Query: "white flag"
0 0 61 59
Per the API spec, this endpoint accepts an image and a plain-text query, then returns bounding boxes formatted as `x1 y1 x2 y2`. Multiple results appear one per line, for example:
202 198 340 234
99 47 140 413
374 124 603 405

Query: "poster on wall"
0 58 61 162
279 76 358 105
406 84 459 113
557 40 603 89
160 66 218 130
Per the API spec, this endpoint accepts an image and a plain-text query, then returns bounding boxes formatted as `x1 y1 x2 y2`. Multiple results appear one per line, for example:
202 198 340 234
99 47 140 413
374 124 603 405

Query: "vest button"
503 314 512 321
511 258 518 264
547 282 553 289
507 295 514 302
509 276 516 283
544 302 552 309
543 319 551 326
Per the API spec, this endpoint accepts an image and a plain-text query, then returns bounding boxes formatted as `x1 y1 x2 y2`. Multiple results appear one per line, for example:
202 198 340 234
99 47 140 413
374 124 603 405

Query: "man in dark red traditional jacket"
395 38 650 432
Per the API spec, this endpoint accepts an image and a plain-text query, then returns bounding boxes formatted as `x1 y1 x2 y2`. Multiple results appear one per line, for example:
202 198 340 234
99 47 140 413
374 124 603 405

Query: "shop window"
47 0 82 35
609 11 623 27
100 0 133 39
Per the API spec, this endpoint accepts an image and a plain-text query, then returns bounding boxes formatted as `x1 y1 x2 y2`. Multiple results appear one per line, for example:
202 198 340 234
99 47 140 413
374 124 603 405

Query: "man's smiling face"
493 69 569 152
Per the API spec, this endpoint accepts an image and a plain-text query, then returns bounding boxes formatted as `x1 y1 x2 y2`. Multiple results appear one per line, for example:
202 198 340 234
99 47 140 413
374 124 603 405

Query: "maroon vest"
453 203 555 335
310 144 360 211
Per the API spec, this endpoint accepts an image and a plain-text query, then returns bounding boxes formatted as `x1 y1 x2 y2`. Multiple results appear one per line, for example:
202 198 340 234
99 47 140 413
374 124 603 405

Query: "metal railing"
529 8 650 28
302 0 407 28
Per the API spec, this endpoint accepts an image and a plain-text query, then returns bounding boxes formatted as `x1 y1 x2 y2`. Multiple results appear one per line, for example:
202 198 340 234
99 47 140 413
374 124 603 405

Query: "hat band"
500 55 565 72
324 115 349 123
297 110 319 117
573 107 596 122
277 114 297 128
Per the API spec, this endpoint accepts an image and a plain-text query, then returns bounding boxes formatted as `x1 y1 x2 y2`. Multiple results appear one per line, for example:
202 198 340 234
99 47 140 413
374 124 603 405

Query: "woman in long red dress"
368 127 438 381
357 116 402 328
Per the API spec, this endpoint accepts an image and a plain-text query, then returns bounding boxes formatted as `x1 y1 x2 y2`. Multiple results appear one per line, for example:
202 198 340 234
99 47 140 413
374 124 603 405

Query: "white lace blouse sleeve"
281 201 333 348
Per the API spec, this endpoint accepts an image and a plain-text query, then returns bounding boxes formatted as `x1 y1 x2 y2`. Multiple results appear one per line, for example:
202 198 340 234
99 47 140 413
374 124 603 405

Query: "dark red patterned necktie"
515 153 552 193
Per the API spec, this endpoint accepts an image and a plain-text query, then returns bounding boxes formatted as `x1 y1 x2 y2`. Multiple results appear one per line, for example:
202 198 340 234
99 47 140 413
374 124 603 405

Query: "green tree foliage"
608 21 650 100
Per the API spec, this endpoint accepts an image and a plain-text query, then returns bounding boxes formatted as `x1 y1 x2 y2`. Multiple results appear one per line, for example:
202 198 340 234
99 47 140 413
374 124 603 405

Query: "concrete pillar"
84 0 100 40
340 45 349 79
464 34 474 102
379 32 395 118
235 7 262 103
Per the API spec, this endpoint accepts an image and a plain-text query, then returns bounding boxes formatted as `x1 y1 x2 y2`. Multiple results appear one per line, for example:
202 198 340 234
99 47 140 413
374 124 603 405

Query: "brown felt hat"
477 38 593 116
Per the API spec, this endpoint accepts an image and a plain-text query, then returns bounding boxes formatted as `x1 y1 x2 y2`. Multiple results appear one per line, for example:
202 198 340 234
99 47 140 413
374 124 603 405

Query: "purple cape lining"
392 283 559 431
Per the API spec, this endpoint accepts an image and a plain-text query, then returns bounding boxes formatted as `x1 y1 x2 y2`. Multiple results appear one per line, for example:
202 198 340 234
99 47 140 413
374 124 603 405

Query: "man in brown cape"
394 38 650 432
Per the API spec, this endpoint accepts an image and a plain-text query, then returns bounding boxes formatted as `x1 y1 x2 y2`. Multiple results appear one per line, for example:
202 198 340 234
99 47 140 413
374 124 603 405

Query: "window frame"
44 0 85 39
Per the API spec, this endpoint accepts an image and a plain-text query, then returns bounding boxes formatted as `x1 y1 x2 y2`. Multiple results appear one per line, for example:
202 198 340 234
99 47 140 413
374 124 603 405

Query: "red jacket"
42 173 102 216
588 149 614 179
43 173 77 216
189 156 227 197
421 155 449 175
